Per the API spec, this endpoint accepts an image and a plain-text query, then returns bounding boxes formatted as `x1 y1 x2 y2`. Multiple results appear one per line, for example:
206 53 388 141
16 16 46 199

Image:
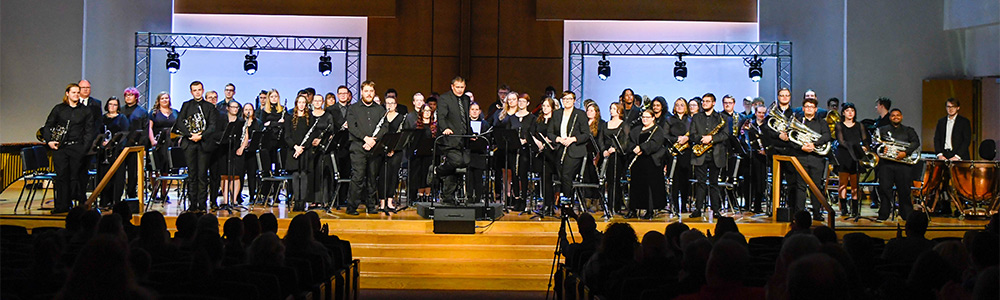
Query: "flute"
628 126 657 170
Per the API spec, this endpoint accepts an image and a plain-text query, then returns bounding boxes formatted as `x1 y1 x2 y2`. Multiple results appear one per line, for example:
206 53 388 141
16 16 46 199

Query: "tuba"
787 117 832 155
873 130 919 165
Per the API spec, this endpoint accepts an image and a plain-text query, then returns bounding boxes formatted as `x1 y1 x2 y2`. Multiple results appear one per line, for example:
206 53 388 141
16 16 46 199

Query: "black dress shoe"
346 209 360 215
367 208 379 214
689 211 703 218
870 202 879 209
625 211 637 219
813 214 825 222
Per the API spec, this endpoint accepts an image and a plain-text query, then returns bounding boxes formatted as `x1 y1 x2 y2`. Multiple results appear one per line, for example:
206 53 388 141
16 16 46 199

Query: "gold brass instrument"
692 116 725 157
873 130 919 165
826 109 840 138
671 132 690 156
787 116 832 155
859 148 879 169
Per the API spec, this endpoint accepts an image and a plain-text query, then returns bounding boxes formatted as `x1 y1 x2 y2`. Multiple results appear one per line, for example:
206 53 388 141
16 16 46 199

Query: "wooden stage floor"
1 180 989 291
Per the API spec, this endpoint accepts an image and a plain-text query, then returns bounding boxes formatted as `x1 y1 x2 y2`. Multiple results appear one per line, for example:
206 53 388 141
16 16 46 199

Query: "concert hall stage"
0 180 988 291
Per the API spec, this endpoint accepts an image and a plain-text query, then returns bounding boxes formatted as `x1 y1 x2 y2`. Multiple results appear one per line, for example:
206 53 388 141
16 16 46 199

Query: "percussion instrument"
947 160 1000 218
918 159 949 211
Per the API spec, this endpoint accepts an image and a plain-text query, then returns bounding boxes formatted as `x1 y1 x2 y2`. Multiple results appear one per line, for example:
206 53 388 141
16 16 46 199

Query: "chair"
257 149 293 207
571 139 608 217
146 147 189 211
718 155 743 214
328 151 353 210
15 148 54 212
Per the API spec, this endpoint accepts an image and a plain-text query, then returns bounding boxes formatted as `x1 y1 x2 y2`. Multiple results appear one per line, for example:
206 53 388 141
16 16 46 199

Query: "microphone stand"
216 119 237 214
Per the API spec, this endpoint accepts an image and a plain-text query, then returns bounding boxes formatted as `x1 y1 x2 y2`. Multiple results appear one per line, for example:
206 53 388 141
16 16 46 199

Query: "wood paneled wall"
175 0 757 108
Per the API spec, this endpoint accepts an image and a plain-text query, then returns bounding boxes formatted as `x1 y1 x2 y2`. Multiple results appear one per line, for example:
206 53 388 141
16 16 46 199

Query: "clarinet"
294 116 320 158
628 126 658 170
560 112 578 164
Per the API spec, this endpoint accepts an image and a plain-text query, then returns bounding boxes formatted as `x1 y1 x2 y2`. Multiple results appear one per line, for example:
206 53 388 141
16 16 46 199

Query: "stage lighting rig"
597 52 611 81
244 48 258 75
673 53 687 81
318 48 332 76
165 47 180 74
745 55 764 82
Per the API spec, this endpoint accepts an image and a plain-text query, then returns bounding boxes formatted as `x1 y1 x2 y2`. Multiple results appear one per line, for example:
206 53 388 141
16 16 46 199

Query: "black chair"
570 139 608 216
980 139 997 160
328 151 353 210
146 147 189 211
256 149 292 207
718 155 744 215
16 148 54 212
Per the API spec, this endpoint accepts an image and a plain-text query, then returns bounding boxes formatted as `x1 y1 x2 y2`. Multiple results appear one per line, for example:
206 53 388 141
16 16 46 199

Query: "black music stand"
467 131 492 205
493 129 521 210
376 130 418 212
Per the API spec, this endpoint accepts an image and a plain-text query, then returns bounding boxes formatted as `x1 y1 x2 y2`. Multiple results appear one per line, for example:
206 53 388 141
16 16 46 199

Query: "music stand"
493 129 521 209
467 131 492 205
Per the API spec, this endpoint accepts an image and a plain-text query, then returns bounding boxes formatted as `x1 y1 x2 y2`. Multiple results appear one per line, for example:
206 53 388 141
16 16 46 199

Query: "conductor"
436 76 473 204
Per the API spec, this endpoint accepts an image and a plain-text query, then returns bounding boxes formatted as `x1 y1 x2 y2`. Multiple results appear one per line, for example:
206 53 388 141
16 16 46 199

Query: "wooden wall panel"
499 0 563 58
921 79 977 155
367 56 432 108
469 57 499 103
174 0 396 17
470 0 499 57
432 57 461 94
536 0 757 22
432 0 462 57
368 0 433 56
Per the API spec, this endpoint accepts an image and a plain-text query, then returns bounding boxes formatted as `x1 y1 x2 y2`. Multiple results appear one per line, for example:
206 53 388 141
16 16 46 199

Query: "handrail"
771 155 834 229
85 146 145 212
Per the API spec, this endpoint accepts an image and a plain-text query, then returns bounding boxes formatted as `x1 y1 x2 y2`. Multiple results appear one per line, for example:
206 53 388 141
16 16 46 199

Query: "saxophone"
692 115 725 157
671 132 689 156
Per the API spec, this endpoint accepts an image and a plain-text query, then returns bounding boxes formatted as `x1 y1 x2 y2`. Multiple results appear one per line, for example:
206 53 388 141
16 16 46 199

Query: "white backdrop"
564 20 760 114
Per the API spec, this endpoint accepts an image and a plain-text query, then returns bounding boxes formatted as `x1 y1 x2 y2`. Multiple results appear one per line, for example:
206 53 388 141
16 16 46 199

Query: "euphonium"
787 117 832 155
859 149 879 169
873 130 919 165
692 117 725 157
766 104 789 133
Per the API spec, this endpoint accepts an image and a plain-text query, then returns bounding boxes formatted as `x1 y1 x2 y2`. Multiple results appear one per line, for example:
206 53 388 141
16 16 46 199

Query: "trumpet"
692 116 725 157
873 130 919 165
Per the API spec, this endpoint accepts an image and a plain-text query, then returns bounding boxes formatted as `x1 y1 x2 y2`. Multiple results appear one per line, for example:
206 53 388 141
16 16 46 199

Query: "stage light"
597 52 611 81
244 48 258 75
165 47 180 74
745 55 764 82
318 49 332 76
673 53 687 81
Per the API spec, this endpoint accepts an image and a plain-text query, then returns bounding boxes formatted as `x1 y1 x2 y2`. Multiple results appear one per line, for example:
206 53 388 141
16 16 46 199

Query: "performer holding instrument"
346 81 386 214
376 96 404 214
531 97 559 216
177 81 217 212
874 108 920 221
547 91 591 209
689 93 728 218
627 109 666 219
783 98 832 221
601 102 630 215
834 102 871 218
745 104 770 213
284 96 316 211
239 103 263 206
666 97 693 215
96 97 130 208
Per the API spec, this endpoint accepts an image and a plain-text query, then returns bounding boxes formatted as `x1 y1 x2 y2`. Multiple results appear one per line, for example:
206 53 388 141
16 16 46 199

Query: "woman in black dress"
601 102 630 215
219 100 247 210
307 95 334 210
240 103 263 206
835 102 870 217
583 101 606 208
148 92 179 202
628 109 667 219
97 97 130 208
257 89 286 205
283 96 313 211
376 96 405 214
530 97 559 216
666 97 693 215
408 104 437 202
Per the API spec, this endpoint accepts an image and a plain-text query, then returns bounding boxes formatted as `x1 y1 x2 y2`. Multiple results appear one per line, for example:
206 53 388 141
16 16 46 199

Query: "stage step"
360 272 551 291
336 230 560 245
358 257 553 275
352 243 555 260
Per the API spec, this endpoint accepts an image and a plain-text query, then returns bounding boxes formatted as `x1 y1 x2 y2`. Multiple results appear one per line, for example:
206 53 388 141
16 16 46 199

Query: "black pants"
209 149 224 207
336 150 352 205
629 156 665 211
348 149 381 210
97 157 126 207
748 153 768 212
438 147 467 203
789 155 825 216
694 159 722 214
878 162 914 220
53 144 87 212
537 151 558 210
244 152 259 203
407 155 432 203
557 155 583 202
290 170 309 211
124 151 138 198
605 154 626 212
184 144 211 211
378 154 402 200
670 151 692 213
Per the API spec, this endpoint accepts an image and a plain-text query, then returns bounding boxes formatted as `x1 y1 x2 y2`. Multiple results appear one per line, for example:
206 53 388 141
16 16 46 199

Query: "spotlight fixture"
318 48 332 76
244 48 258 75
745 55 764 82
597 52 611 81
673 53 687 82
165 47 180 74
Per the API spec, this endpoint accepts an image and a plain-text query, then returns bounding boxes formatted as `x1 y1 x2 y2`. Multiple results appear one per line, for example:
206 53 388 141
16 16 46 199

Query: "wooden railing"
771 155 834 229
85 146 145 211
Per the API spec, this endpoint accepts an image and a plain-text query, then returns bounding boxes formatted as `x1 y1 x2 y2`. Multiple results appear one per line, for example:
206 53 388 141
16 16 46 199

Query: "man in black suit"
177 81 217 212
934 98 972 161
77 80 103 133
327 86 353 206
436 77 473 204
875 109 920 221
690 93 728 218
874 97 892 128
547 91 591 209
788 98 832 221
346 81 386 214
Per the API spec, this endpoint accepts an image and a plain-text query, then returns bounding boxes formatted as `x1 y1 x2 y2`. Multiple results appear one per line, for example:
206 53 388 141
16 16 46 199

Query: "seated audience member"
711 216 740 241
56 234 154 300
97 214 128 244
259 213 279 233
284 214 334 273
172 211 199 249
131 211 177 262
812 225 837 244
609 231 676 283
820 243 863 299
247 232 286 267
57 206 89 243
222 217 246 263
561 213 603 271
786 253 849 300
881 212 934 264
582 222 639 296
966 231 999 287
305 211 352 266
664 221 690 256
906 250 961 299
242 213 262 246
676 238 713 295
784 211 813 238
766 234 822 300
972 266 998 300
113 201 139 241
676 240 764 300
679 229 707 251
933 241 969 275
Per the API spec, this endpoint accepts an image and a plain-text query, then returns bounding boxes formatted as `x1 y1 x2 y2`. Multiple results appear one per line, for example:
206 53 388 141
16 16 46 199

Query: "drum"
948 160 1000 217
920 159 949 211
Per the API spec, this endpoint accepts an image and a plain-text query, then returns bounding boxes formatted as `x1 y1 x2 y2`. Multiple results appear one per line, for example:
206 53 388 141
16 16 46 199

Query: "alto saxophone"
692 115 725 157
671 132 689 156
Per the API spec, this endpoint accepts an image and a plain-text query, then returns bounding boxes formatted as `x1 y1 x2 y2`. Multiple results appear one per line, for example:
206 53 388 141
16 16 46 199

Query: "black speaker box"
776 207 791 222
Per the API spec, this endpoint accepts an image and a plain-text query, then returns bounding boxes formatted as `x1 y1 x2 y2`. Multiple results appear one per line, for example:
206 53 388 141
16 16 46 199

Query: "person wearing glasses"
628 110 666 219
547 91 591 213
689 93 728 218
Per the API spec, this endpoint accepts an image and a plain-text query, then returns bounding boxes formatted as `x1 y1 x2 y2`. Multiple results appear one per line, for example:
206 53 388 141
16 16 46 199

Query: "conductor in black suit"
436 76 473 204
934 98 972 161
547 91 591 206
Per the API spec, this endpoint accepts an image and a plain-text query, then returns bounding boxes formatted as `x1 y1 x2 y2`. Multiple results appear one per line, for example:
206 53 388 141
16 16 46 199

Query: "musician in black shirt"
177 81 217 212
120 87 148 200
689 93 728 218
346 81 386 214
548 91 591 209
97 97 130 208
44 83 95 214
284 96 315 211
788 98 832 221
875 109 920 221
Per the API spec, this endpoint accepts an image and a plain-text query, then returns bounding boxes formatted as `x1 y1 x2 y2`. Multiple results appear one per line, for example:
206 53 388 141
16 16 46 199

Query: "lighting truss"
134 32 362 107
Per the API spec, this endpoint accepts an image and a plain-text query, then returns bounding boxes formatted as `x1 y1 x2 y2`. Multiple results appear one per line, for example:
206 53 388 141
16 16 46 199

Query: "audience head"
679 229 707 250
779 234 822 271
259 213 279 233
841 233 873 265
112 201 133 224
195 214 220 237
64 206 88 233
812 225 837 244
968 231 999 270
58 234 148 299
80 209 102 233
681 238 713 278
577 212 597 237
600 222 638 262
907 250 961 295
139 211 169 246
719 232 748 249
242 213 262 245
933 241 969 273
284 214 315 247
247 232 285 267
706 239 751 286
973 266 999 300
640 231 668 262
305 211 324 235
905 212 929 238
792 211 812 231
97 213 126 243
713 216 739 237
175 212 199 240
786 253 848 300
223 217 244 243
664 222 690 253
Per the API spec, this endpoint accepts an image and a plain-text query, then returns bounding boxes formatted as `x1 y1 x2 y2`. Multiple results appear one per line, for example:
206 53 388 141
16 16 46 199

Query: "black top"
121 103 149 145
79 96 103 132
346 101 386 152
103 114 130 135
216 99 239 115
689 111 729 167
176 98 218 149
629 125 666 167
665 114 690 146
436 91 472 148
283 113 314 170
150 109 179 138
721 111 746 155
547 108 592 159
43 102 95 145
877 123 920 156
836 121 870 159
602 120 631 155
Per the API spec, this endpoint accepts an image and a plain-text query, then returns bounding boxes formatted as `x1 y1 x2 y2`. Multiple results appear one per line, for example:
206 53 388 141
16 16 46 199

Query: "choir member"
468 102 493 204
240 103 263 206
408 104 437 203
120 87 148 200
745 105 770 213
257 89 285 206
306 94 334 210
219 100 247 210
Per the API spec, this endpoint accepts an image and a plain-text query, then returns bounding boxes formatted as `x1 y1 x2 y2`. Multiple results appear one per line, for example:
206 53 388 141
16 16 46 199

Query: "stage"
0 180 988 291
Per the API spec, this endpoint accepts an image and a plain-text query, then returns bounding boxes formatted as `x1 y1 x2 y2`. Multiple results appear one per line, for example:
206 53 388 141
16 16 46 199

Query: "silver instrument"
873 130 919 165
628 126 658 170
184 105 207 135
766 104 831 155
100 125 114 164
294 117 320 158
50 120 70 143
560 112 578 164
